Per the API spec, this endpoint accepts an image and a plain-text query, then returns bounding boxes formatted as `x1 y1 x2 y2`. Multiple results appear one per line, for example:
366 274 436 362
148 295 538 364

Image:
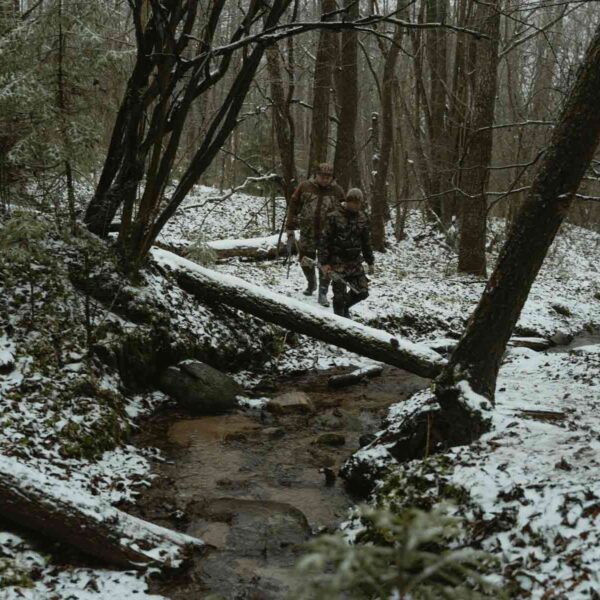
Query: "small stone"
550 331 574 346
267 391 314 414
262 427 285 440
0 349 15 374
316 432 346 447
320 467 336 486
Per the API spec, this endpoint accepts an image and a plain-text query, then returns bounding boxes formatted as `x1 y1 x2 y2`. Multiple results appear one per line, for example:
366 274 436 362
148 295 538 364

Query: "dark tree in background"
333 0 362 190
307 0 337 175
456 0 501 276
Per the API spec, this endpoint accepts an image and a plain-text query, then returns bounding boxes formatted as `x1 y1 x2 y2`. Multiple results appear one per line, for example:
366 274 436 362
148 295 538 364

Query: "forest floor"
0 186 599 598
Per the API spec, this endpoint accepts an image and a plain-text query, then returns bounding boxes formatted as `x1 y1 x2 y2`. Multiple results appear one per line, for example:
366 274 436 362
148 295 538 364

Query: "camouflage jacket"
319 207 374 267
286 178 345 236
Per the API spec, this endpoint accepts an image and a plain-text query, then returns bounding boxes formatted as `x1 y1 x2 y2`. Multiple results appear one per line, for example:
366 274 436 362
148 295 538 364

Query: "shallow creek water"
134 366 429 599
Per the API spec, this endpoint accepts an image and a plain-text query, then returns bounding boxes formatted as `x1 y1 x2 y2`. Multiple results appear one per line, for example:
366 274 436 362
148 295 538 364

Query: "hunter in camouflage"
319 188 375 318
286 163 345 306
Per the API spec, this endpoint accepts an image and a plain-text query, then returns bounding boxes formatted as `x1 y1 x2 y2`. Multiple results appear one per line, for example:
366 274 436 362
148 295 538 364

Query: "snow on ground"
161 185 600 354
448 343 600 597
156 185 600 597
363 342 600 598
1 184 598 597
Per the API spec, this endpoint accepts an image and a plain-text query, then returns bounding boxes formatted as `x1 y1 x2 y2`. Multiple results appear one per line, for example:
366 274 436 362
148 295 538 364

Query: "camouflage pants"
331 264 369 315
298 223 318 258
299 225 329 289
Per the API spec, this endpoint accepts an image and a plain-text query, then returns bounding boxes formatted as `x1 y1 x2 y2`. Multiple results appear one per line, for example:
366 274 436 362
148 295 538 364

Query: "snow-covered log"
208 233 287 260
0 455 204 569
152 249 446 378
155 233 288 260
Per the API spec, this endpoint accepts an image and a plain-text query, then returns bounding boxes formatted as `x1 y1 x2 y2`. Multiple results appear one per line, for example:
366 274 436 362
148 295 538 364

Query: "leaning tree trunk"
341 21 600 495
0 455 204 569
442 19 600 400
152 248 445 379
456 0 501 276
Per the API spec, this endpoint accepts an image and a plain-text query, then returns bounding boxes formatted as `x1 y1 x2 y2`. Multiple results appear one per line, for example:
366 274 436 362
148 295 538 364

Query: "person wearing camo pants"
319 188 375 318
286 163 345 306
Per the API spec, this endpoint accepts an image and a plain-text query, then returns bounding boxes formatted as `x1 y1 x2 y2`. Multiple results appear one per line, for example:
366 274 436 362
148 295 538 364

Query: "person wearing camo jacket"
286 162 345 306
319 188 375 318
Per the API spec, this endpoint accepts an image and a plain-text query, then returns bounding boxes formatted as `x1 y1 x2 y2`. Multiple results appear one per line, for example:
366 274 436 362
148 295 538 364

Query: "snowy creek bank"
132 366 429 599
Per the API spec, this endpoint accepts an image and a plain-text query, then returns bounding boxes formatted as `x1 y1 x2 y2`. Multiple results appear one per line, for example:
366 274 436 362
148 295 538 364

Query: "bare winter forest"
1 1 600 599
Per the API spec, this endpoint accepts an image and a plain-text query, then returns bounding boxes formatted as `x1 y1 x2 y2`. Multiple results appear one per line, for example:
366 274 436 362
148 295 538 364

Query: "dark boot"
346 289 369 309
333 297 345 316
318 276 330 306
301 266 316 295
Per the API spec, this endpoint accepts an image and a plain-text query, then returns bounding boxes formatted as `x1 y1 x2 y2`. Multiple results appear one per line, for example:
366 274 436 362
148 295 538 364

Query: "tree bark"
152 248 445 379
307 0 337 175
443 19 600 399
371 26 402 251
0 455 204 569
425 0 450 222
333 0 360 190
341 21 600 492
266 45 298 201
456 0 501 276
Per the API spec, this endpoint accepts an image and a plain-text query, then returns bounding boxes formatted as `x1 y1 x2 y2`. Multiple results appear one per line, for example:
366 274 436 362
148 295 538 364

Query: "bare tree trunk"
333 0 360 190
444 0 472 228
456 0 501 276
371 26 402 251
425 0 450 222
266 46 298 201
307 0 337 175
56 0 77 233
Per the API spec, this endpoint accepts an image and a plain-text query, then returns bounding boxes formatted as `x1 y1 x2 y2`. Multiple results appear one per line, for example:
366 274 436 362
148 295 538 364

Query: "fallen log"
0 454 204 569
208 233 288 260
155 233 289 261
328 365 384 389
151 248 445 379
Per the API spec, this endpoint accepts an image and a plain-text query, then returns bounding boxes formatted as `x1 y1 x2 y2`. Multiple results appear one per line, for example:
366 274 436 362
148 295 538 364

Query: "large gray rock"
159 359 242 414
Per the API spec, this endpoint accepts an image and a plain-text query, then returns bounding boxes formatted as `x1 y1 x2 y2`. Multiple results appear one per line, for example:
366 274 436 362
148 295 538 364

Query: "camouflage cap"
317 162 334 176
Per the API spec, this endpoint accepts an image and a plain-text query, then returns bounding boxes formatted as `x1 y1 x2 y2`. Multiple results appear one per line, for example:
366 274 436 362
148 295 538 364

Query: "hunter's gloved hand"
286 230 295 239
368 264 375 276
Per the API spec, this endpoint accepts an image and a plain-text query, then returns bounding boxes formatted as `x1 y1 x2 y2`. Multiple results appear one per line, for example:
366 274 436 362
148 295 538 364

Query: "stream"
133 365 429 599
